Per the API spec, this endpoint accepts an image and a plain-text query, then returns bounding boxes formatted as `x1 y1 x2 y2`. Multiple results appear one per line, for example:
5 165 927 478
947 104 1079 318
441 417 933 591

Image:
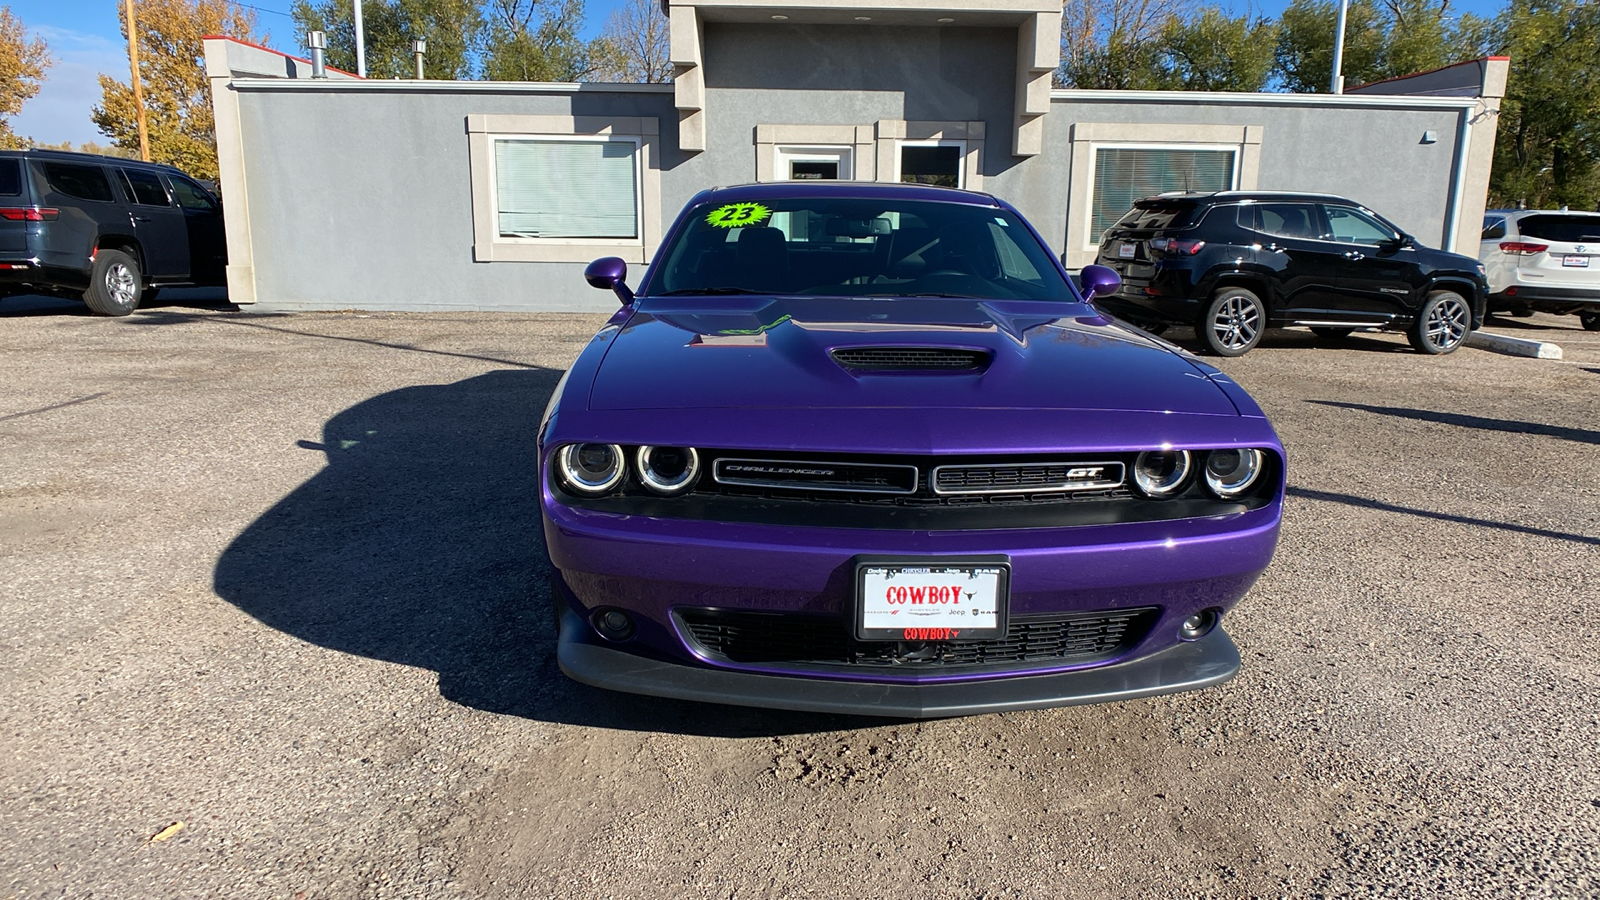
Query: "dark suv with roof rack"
1091 191 1488 356
0 149 226 316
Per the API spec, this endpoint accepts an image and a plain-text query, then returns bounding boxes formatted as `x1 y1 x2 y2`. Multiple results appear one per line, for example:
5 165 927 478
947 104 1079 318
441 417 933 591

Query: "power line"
233 1 296 19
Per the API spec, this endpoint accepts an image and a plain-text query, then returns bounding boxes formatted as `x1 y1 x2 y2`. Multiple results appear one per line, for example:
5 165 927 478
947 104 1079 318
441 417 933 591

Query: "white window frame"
895 139 968 189
1082 142 1242 252
466 114 661 264
774 144 854 181
486 133 644 247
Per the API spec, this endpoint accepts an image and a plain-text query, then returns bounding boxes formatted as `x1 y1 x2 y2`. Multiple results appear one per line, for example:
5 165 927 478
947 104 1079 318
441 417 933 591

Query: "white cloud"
13 27 129 147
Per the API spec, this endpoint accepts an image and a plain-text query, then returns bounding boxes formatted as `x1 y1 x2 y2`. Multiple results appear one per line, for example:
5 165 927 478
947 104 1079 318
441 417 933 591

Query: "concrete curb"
1468 330 1563 359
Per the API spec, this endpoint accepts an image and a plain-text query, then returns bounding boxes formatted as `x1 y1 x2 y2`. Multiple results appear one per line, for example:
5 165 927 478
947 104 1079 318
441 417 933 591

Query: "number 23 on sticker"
706 202 772 228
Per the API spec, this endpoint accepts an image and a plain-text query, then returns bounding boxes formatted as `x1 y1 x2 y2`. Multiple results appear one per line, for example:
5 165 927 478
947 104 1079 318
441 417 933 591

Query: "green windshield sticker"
706 202 772 229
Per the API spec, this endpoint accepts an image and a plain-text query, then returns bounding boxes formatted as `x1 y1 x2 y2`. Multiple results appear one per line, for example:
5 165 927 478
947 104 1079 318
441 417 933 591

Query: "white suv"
1480 209 1600 331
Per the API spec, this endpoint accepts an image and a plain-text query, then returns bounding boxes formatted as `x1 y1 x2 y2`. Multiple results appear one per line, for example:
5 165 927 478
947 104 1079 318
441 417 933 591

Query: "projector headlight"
1133 449 1192 498
556 443 626 495
1203 448 1264 499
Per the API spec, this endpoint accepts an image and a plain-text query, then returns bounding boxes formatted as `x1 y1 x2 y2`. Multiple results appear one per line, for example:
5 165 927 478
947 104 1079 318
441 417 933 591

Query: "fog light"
592 608 635 641
1178 608 1220 641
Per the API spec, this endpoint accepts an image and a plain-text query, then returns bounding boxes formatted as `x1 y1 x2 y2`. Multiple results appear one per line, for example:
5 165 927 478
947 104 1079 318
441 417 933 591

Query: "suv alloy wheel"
1201 287 1265 356
1407 290 1471 354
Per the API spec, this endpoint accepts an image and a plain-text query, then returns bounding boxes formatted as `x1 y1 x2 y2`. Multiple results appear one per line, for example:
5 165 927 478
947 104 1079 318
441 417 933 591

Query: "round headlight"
635 445 700 495
1204 448 1264 499
556 443 625 495
1133 449 1192 498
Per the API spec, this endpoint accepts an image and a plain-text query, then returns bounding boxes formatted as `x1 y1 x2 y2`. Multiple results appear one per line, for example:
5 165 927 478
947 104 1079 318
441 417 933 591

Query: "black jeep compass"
1092 191 1488 356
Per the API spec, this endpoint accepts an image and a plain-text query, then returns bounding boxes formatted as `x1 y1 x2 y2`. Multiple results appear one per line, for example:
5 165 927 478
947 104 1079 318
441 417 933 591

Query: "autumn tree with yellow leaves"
94 0 264 180
0 7 52 149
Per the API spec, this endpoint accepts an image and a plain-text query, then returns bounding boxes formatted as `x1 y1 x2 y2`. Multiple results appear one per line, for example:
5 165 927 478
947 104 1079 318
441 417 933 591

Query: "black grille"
933 462 1124 495
830 347 989 372
677 607 1158 671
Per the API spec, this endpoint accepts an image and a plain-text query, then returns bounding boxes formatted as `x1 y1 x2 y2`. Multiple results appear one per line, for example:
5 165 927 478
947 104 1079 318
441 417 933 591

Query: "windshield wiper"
652 287 767 296
861 292 977 299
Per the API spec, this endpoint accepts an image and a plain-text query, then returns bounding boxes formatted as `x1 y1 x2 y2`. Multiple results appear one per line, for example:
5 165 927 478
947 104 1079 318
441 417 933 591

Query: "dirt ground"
1 294 1596 898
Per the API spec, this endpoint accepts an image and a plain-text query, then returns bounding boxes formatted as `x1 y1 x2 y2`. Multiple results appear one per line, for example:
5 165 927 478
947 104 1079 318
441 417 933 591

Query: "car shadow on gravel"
213 369 890 738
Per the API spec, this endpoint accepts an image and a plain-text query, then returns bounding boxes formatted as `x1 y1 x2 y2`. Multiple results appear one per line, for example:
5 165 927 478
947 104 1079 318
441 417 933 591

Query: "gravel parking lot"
2 295 1596 898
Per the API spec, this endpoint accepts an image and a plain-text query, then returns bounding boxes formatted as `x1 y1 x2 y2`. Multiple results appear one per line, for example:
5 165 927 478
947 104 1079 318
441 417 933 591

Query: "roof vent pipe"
307 30 327 79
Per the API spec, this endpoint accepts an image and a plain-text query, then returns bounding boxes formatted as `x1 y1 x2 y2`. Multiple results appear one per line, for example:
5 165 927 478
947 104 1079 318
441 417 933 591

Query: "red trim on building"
1348 56 1504 92
202 34 363 78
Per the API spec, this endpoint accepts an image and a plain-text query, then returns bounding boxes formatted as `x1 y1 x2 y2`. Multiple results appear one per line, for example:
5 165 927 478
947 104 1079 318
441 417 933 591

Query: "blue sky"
10 0 1506 146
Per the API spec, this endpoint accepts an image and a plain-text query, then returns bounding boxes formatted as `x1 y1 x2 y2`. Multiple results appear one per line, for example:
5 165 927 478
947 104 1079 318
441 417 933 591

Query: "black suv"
1092 191 1488 356
0 149 226 316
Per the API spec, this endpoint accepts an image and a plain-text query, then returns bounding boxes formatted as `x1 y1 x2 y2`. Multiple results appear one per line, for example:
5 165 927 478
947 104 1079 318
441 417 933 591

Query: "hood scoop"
830 346 991 374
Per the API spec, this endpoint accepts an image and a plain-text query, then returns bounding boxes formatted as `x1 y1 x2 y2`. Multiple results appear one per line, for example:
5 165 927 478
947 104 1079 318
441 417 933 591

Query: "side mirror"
584 256 634 304
1078 264 1121 300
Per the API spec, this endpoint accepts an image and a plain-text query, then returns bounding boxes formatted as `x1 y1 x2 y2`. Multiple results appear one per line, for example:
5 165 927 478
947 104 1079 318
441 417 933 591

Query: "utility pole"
1329 0 1349 94
353 0 367 77
124 0 151 161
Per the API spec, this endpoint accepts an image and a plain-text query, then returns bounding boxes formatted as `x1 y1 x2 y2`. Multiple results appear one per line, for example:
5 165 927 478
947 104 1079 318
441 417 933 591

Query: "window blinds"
495 139 638 240
1091 148 1235 241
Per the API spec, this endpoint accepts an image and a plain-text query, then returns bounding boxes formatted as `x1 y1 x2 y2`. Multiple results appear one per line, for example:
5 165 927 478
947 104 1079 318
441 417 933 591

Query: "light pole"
353 0 367 77
1329 0 1349 94
123 0 150 161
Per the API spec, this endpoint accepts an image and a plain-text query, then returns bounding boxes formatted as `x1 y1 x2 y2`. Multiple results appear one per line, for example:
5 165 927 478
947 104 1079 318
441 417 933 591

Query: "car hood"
585 296 1239 416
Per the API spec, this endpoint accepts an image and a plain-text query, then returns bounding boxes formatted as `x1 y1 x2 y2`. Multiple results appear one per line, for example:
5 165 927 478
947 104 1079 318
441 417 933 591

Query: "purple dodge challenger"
540 182 1283 717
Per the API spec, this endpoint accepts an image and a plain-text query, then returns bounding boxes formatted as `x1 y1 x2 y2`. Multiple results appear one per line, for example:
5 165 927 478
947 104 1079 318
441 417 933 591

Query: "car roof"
1142 190 1353 204
1486 208 1600 219
0 147 185 176
698 181 1002 208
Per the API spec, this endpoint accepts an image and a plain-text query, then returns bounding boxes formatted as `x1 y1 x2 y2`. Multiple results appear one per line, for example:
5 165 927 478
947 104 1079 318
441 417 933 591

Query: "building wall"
207 35 1493 313
230 83 679 312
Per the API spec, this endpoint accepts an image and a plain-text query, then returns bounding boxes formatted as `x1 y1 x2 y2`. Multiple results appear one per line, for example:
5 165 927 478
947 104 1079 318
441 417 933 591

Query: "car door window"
1481 216 1506 240
42 162 116 203
1324 206 1396 246
119 168 172 206
1250 203 1320 240
168 176 217 212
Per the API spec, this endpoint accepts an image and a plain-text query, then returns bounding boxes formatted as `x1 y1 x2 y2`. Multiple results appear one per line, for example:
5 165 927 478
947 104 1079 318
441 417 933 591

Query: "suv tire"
1199 287 1265 357
1407 290 1471 355
83 249 143 317
1580 311 1600 332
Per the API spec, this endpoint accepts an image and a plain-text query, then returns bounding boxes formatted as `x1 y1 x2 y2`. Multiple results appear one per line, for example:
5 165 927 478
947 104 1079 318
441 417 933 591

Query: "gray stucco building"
202 1 1507 312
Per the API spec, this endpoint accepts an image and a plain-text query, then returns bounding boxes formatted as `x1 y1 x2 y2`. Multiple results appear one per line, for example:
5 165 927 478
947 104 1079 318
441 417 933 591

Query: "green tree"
481 0 595 82
93 0 261 178
1487 0 1600 209
1058 0 1189 89
292 0 482 79
1155 9 1279 91
1275 0 1488 93
0 7 52 149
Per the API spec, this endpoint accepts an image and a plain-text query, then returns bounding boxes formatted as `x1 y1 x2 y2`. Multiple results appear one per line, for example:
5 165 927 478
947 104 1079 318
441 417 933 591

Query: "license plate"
1563 255 1589 267
855 557 1009 641
1118 243 1136 259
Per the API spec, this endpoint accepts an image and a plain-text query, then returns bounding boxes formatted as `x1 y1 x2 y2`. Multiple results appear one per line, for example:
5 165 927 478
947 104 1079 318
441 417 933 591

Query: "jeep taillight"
1150 238 1206 256
1498 241 1548 255
0 207 59 221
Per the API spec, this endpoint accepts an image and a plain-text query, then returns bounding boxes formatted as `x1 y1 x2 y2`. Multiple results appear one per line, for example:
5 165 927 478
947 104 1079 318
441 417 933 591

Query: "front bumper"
557 604 1241 717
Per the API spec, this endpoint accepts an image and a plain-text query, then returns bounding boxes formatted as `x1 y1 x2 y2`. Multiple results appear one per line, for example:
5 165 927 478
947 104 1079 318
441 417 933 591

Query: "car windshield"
1518 214 1600 244
643 197 1074 302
